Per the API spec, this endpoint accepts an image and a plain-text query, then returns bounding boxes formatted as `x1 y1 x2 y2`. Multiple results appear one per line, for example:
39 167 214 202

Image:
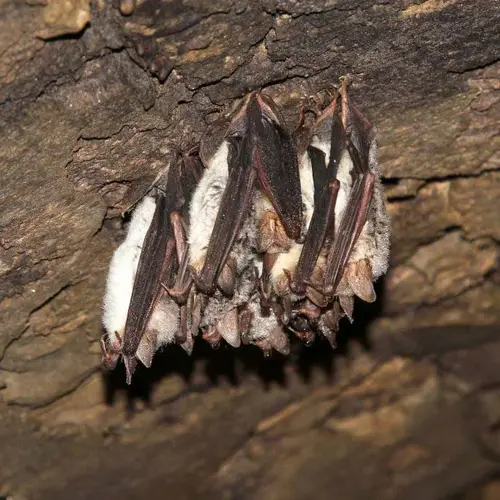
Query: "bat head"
100 332 121 370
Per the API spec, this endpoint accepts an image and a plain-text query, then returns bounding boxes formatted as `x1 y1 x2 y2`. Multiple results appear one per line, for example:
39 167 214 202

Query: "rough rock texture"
0 0 499 498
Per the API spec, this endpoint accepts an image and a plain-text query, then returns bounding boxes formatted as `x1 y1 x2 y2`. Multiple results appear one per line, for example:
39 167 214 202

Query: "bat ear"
135 333 157 368
269 327 290 355
217 308 241 348
345 260 376 303
217 257 237 296
180 333 195 355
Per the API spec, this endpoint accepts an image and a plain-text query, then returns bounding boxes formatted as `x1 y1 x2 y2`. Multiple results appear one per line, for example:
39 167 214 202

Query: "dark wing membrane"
122 189 178 357
292 112 346 293
181 154 204 207
195 136 257 293
309 146 328 208
322 100 375 297
322 173 374 296
250 97 303 240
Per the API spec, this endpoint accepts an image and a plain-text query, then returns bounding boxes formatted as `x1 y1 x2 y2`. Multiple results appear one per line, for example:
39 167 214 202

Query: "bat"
240 291 291 356
189 92 303 296
286 78 391 343
101 194 157 371
187 103 259 348
101 152 203 384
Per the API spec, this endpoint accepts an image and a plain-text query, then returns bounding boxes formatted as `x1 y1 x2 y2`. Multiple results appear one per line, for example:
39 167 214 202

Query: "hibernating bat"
186 91 304 350
282 77 391 346
188 92 303 296
101 151 203 384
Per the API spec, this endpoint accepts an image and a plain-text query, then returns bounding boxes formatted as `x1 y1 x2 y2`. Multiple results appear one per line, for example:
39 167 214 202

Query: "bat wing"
194 134 257 293
322 86 375 297
292 109 345 294
251 94 303 240
122 155 202 384
122 191 177 355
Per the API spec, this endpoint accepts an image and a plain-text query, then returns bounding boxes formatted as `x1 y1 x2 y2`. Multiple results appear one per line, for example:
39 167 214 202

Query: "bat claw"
339 74 353 90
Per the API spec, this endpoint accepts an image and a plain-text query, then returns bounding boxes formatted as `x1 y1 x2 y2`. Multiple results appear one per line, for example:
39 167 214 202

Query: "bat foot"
344 259 376 303
339 74 353 91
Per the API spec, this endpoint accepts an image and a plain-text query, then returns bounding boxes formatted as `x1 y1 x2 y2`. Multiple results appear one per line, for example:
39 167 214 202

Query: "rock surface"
0 0 499 498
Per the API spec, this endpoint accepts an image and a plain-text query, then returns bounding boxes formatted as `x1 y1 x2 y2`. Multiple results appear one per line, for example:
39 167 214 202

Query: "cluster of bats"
101 78 391 384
